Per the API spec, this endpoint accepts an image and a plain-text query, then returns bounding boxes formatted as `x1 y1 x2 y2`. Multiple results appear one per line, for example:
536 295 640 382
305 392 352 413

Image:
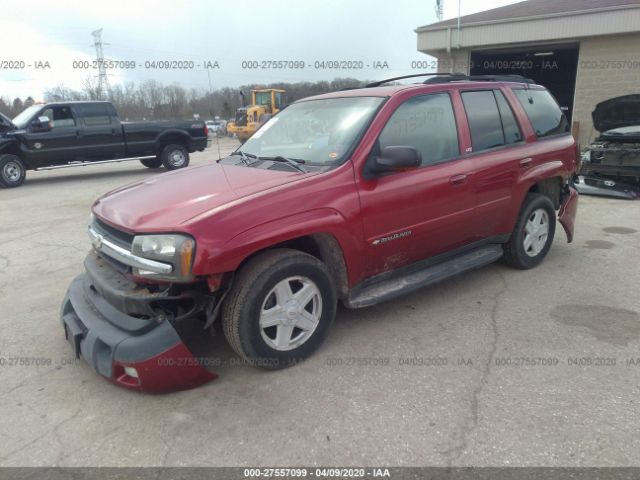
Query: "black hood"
592 94 640 132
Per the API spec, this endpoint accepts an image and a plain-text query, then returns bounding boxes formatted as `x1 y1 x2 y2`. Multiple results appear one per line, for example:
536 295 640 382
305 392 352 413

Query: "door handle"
449 174 468 185
520 157 533 168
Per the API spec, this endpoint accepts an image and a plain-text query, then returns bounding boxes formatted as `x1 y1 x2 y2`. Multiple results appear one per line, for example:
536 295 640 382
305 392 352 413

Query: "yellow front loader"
227 89 286 143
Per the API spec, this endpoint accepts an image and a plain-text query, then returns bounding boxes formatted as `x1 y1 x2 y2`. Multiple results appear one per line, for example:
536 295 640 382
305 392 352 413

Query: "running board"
345 244 504 309
35 155 156 171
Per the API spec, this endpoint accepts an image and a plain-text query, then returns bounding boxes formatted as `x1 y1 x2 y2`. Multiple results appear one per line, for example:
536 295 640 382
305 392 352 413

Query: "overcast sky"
1 0 521 100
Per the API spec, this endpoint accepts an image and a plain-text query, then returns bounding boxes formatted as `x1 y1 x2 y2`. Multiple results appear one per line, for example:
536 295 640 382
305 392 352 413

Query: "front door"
356 92 476 277
23 105 84 167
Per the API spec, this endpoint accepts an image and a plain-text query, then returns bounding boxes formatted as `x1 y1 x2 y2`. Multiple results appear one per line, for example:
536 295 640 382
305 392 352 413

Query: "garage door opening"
470 45 579 122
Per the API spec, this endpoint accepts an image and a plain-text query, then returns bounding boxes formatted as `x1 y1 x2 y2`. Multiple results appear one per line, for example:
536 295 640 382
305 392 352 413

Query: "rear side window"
513 89 569 138
378 93 459 166
81 104 112 126
461 91 505 151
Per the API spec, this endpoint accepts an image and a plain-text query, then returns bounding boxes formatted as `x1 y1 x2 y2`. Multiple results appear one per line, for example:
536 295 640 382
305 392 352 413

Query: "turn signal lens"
179 239 195 277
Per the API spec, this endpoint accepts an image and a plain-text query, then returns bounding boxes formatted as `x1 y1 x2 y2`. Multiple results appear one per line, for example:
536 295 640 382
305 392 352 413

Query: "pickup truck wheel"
222 248 337 369
160 144 190 170
140 158 162 168
0 154 26 188
503 193 556 269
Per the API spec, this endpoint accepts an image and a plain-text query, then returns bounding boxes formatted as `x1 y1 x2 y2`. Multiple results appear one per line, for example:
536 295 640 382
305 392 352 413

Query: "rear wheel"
222 249 337 369
0 154 26 188
503 193 556 269
140 157 162 168
160 144 189 170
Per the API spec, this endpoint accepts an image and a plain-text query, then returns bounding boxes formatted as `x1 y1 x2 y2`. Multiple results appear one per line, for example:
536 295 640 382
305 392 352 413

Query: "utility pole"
91 28 111 100
435 0 444 21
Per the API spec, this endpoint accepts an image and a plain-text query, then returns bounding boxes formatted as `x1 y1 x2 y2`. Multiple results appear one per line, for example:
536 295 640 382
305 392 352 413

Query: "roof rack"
365 72 466 88
365 73 535 88
423 74 535 84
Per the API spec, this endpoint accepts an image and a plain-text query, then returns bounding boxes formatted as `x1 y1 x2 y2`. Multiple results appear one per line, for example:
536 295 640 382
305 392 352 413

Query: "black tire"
0 154 26 188
140 157 162 168
160 144 189 170
222 248 337 369
503 193 556 269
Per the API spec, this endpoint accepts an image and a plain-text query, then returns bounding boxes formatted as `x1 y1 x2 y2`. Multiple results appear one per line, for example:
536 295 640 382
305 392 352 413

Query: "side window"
461 90 505 152
494 90 523 145
378 93 459 166
81 104 112 126
513 89 569 138
40 106 76 129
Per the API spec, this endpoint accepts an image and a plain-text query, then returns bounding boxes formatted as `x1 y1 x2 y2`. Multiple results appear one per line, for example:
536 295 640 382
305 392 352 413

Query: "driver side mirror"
31 116 52 132
369 146 422 175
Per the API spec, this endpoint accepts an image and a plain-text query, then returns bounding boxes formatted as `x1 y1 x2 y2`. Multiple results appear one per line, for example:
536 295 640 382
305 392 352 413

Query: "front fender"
0 136 20 156
198 208 363 285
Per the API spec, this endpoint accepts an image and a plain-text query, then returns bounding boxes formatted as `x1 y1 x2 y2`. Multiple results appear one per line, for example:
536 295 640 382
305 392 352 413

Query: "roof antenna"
215 129 222 161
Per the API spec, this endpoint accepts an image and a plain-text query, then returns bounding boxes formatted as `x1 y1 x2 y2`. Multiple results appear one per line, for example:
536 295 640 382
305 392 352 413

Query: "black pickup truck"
0 101 208 188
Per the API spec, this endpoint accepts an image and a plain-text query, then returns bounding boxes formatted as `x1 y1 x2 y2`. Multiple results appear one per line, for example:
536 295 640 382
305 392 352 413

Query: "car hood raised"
92 162 305 232
592 94 640 132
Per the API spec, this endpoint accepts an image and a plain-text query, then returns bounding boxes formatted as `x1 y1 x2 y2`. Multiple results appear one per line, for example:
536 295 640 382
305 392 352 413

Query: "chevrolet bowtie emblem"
92 233 104 250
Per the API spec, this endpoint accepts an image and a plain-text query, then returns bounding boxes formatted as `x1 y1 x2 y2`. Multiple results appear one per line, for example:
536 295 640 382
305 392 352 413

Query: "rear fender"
156 129 191 150
503 160 570 233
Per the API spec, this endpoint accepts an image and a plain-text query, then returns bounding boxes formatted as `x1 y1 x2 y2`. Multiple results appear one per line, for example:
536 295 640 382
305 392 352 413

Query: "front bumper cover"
60 254 217 393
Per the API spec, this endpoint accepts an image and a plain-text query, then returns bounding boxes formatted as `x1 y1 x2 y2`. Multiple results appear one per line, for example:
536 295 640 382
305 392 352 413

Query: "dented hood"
92 162 304 232
592 94 640 132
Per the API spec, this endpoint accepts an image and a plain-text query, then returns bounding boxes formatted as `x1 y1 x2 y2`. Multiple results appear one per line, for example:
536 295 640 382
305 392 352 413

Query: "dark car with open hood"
579 95 640 197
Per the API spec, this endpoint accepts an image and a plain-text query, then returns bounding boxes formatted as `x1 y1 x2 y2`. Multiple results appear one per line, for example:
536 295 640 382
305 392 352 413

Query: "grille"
92 217 134 249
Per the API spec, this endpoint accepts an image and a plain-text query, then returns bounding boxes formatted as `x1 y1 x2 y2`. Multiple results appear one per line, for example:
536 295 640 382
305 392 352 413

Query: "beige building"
416 0 640 147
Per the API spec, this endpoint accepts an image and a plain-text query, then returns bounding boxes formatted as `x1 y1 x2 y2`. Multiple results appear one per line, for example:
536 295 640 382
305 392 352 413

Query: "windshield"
12 105 42 128
0 112 13 127
239 96 385 165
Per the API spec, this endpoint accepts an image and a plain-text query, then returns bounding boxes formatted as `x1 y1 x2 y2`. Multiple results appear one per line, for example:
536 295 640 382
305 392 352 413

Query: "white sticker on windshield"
252 117 279 139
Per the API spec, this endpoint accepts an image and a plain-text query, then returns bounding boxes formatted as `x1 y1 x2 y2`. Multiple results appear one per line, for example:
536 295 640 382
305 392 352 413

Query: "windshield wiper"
263 156 307 173
229 150 259 166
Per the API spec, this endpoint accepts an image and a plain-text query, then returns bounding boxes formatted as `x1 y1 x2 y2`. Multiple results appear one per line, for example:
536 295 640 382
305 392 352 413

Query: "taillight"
204 125 208 136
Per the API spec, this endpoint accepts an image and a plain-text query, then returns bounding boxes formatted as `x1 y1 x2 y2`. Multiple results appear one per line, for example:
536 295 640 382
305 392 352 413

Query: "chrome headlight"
131 234 195 282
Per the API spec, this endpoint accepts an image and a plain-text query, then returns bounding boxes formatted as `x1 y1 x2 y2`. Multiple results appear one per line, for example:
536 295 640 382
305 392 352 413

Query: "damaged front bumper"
60 252 217 393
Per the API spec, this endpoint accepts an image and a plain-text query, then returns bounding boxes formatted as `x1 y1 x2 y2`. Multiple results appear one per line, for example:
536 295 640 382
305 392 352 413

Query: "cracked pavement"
1 137 640 466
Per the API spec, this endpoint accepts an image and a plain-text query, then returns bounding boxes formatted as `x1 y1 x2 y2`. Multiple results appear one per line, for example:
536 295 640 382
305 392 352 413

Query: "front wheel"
160 144 190 170
222 249 337 369
0 154 26 188
503 193 556 269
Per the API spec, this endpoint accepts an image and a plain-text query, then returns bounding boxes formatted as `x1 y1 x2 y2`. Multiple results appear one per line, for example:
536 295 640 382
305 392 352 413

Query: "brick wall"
573 33 640 147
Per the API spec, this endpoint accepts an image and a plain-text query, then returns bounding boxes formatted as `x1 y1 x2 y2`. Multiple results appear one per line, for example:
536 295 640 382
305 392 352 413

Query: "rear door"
22 105 84 166
78 103 125 160
459 88 527 238
356 92 476 277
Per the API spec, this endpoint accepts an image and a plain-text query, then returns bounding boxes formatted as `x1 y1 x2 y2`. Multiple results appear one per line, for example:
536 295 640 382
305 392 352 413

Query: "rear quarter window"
513 89 569 138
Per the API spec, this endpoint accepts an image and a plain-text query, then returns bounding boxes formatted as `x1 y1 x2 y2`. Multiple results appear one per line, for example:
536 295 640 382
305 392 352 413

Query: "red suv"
61 74 579 392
